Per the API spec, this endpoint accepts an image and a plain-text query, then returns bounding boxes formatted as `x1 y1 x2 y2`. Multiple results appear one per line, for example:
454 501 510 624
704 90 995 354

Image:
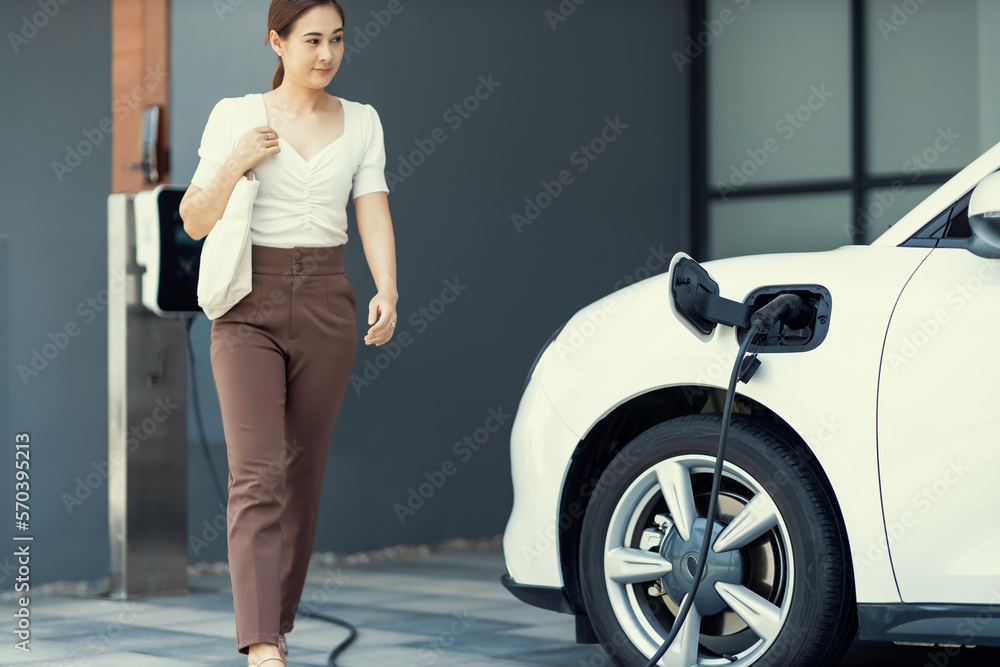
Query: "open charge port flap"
735 285 832 353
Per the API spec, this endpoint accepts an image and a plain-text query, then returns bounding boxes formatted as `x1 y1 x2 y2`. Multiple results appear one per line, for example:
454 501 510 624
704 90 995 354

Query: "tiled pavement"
3 548 1000 666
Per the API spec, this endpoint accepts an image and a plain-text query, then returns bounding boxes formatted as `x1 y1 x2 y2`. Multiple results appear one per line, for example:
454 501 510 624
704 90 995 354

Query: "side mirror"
967 171 1000 258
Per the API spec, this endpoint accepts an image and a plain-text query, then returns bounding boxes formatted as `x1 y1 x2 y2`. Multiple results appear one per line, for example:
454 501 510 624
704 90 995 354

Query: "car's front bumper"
499 573 573 613
501 374 582 592
499 573 600 643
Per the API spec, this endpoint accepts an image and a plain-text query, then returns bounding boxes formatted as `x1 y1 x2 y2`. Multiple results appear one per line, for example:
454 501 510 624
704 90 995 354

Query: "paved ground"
3 548 999 666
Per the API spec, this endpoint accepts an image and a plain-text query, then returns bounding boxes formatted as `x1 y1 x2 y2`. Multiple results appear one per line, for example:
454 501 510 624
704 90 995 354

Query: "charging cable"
642 293 809 666
184 317 359 666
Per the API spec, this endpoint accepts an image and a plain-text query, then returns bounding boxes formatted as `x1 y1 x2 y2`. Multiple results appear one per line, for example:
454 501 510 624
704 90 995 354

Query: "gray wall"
0 0 114 585
1 0 689 584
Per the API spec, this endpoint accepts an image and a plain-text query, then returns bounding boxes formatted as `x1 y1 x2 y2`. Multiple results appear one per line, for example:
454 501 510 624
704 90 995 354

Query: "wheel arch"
556 384 857 617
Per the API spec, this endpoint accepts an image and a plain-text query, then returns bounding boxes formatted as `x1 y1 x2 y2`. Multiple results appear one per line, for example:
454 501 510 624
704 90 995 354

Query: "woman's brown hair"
266 0 346 90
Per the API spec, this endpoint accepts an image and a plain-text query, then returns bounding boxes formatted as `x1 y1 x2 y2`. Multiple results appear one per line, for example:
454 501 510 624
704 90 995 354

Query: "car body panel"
876 247 1000 603
520 245 932 604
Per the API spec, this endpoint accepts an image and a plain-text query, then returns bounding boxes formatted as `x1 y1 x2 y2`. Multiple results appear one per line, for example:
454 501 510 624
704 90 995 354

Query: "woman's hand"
365 291 398 346
231 125 281 172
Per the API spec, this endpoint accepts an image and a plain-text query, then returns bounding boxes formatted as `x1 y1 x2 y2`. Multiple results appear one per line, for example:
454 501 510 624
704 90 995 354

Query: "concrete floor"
3 549 999 666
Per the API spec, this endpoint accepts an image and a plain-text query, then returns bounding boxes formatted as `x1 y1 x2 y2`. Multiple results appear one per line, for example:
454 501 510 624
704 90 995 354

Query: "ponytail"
272 58 284 90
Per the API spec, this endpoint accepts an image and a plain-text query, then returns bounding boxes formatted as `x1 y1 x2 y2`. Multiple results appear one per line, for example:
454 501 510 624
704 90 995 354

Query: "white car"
501 141 1000 666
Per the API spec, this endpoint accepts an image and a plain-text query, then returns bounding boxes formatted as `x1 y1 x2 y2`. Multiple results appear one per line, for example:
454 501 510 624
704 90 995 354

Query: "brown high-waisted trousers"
209 243 357 655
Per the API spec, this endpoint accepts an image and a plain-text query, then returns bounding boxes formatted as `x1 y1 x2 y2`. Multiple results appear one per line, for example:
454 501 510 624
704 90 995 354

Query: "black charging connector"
738 353 761 384
737 285 832 353
749 293 813 333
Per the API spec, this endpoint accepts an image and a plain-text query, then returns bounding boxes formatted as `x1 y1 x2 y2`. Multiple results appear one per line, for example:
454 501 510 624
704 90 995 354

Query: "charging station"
106 185 203 598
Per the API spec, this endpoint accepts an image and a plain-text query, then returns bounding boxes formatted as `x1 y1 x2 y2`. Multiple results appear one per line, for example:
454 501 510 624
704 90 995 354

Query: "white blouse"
190 92 390 248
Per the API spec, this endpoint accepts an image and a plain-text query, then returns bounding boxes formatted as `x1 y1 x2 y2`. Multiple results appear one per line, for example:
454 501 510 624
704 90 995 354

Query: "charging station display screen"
157 189 203 313
174 223 200 247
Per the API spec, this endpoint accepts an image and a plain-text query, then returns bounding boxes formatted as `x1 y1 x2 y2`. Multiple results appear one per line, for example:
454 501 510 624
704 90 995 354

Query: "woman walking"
178 1 398 664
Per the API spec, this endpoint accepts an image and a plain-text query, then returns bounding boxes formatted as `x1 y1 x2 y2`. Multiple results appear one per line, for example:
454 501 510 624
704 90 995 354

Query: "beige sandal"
277 633 288 659
247 658 284 667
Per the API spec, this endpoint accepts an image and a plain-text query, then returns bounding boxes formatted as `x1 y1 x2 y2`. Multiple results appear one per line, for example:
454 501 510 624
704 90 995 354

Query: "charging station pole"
107 193 189 598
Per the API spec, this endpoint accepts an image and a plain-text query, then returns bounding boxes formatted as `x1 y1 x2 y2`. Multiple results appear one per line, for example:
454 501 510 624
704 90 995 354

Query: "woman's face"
274 5 345 88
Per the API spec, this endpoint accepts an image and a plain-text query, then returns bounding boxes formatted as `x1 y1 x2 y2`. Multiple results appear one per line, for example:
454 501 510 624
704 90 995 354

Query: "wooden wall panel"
111 0 170 193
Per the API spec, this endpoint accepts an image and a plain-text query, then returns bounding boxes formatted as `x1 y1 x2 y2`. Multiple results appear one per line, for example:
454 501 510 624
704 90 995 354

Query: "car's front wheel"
578 414 857 666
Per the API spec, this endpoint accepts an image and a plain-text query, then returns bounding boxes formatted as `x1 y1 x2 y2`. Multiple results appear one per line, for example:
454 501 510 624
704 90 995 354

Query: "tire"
578 414 857 666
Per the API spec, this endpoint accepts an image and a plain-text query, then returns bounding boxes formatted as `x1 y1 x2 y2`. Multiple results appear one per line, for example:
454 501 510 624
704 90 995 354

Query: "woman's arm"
354 191 398 346
179 153 251 241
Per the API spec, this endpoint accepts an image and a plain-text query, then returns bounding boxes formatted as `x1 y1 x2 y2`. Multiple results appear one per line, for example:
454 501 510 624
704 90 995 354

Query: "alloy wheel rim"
601 453 795 666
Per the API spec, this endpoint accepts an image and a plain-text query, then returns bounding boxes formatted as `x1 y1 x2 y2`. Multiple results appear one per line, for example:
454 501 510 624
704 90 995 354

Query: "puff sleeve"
352 103 390 199
190 98 232 189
